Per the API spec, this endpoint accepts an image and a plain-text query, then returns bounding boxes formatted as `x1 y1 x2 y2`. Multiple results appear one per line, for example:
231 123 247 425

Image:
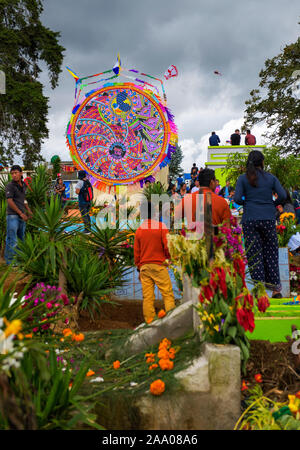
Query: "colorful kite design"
66 60 178 190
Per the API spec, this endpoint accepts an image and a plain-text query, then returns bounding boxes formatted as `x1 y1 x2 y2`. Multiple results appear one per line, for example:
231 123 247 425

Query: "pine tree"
0 0 65 167
168 143 184 181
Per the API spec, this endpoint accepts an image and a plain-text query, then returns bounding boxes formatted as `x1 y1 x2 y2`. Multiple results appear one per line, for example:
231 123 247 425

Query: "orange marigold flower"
146 357 155 364
295 391 300 399
113 360 120 369
168 348 176 359
157 348 170 360
145 352 155 358
150 379 165 396
241 380 249 391
25 333 33 339
254 374 263 383
149 363 158 371
158 358 174 371
63 328 73 337
158 309 166 319
86 370 95 377
159 338 171 350
72 333 84 342
146 318 154 324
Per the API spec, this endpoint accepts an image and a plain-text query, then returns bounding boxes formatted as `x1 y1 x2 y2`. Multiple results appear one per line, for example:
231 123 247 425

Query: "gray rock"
124 300 193 356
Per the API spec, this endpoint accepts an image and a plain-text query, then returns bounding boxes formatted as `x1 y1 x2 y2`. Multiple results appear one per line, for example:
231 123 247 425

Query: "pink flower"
60 294 69 306
46 302 52 309
64 318 69 324
32 327 39 333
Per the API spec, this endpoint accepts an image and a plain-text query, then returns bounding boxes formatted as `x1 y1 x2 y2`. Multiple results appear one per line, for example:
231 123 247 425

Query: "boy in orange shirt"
134 202 175 323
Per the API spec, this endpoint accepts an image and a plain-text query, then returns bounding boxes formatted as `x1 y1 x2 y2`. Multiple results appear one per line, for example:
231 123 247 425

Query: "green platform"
246 298 300 343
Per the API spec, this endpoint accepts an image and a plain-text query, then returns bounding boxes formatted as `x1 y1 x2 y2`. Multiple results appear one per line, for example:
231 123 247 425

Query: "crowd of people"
3 151 300 324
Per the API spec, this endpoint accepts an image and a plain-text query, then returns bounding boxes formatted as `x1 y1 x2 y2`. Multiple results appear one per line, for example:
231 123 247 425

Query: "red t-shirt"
134 219 170 269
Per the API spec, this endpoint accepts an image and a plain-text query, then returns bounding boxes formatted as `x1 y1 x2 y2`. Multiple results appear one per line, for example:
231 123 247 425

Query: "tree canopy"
0 0 65 168
168 143 184 180
244 31 300 155
223 146 300 189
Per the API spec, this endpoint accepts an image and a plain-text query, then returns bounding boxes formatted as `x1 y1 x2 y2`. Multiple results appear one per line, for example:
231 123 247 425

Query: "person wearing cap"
4 165 33 265
75 170 92 234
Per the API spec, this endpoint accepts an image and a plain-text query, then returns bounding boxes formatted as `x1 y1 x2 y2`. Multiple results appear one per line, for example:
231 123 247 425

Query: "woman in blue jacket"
234 150 286 298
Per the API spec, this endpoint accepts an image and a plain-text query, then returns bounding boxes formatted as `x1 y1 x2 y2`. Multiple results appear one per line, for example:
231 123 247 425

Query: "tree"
223 147 300 189
168 143 184 180
244 32 300 155
0 0 65 168
51 155 61 180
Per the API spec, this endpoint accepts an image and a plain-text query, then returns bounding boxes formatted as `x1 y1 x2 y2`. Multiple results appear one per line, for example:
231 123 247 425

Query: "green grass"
246 297 300 342
247 318 300 343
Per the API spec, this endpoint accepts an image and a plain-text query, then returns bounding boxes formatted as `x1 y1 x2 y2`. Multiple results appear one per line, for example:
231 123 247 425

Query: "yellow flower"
3 318 22 337
288 395 300 413
213 325 219 332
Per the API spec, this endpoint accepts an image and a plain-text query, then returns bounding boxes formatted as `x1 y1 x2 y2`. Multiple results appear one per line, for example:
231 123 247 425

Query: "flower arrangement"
22 283 75 334
144 338 179 395
0 317 26 373
277 213 299 247
236 374 300 430
168 217 269 371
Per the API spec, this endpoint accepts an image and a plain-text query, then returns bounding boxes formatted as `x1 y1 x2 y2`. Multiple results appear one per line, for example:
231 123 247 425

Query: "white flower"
130 382 138 387
89 377 104 383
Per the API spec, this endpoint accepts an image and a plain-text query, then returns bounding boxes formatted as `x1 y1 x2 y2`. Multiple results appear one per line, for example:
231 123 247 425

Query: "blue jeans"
4 215 26 264
79 203 91 232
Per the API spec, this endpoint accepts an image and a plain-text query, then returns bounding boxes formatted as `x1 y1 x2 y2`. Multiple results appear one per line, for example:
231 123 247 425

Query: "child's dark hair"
246 150 264 187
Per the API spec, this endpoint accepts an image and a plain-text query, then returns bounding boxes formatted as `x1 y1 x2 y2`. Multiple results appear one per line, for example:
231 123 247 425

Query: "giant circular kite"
66 60 178 190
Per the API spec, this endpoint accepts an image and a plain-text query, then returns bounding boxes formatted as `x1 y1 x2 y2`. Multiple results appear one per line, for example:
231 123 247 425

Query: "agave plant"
81 221 134 271
25 165 52 209
15 196 81 287
0 173 11 202
142 181 168 201
63 252 124 318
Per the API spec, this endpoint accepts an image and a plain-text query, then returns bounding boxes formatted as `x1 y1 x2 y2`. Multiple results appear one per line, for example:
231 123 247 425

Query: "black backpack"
80 179 93 202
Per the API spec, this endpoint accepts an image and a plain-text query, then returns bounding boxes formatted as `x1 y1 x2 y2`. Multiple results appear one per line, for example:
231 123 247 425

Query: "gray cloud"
40 0 299 167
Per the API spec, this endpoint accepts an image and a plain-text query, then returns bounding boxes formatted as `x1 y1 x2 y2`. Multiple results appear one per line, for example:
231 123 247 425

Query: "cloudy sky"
40 0 299 172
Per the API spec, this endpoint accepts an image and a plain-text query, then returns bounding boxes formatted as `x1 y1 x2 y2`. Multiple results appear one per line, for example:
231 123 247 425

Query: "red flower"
216 267 227 299
202 284 215 302
209 273 218 291
199 293 205 303
233 258 246 279
241 380 249 391
243 293 254 308
254 374 263 383
236 308 255 333
257 295 270 313
181 228 187 237
213 236 224 248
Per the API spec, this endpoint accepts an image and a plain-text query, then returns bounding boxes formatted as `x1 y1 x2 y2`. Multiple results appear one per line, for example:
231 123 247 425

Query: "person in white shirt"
191 179 200 193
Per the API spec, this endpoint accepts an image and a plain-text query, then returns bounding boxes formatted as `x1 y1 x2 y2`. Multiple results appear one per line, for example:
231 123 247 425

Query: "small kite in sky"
164 65 178 80
214 70 222 76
